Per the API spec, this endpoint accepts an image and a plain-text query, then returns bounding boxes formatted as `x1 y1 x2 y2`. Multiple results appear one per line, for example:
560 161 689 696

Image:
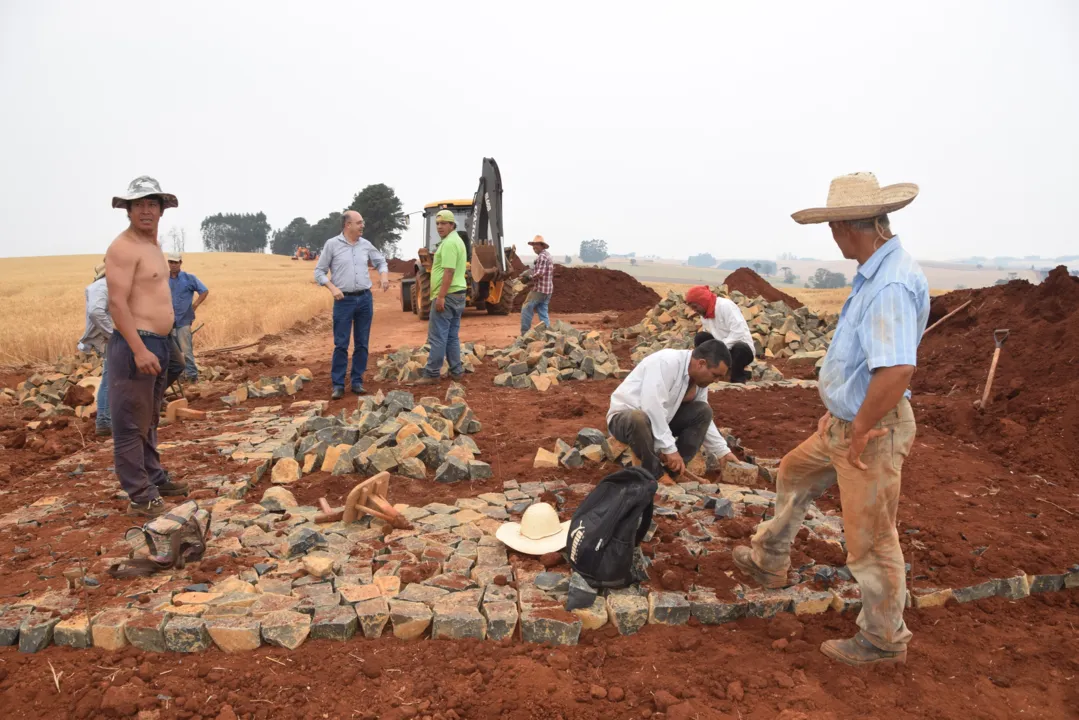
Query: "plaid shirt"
530 250 554 294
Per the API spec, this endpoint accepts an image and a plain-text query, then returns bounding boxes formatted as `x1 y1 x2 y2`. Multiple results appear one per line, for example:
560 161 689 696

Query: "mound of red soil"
724 267 803 309
513 265 660 314
387 258 415 276
914 265 1079 476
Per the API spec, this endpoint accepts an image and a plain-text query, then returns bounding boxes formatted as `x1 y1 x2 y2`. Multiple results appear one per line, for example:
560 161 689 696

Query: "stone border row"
2 568 1075 654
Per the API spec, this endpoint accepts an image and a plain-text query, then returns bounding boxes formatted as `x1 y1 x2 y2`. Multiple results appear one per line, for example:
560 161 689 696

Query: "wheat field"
0 252 332 366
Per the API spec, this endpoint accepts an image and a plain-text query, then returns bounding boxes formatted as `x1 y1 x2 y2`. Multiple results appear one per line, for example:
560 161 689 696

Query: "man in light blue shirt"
733 173 928 667
314 210 390 399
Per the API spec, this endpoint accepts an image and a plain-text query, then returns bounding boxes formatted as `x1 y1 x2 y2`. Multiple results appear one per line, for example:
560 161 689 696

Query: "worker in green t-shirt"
416 209 468 384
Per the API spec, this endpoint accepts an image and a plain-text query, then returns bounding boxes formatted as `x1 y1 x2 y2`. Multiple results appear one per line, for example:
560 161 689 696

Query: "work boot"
732 546 795 589
351 384 366 395
129 496 168 518
820 633 907 667
95 424 112 437
156 473 190 497
412 376 438 386
331 387 345 400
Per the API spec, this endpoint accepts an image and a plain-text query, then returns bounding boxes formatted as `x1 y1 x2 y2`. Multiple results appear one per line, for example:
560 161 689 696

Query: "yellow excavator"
400 157 521 320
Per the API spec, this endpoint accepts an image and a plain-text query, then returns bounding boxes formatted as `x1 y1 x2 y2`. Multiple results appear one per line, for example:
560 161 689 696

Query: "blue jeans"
520 291 551 334
172 325 198 380
332 292 374 389
96 354 111 429
424 293 465 378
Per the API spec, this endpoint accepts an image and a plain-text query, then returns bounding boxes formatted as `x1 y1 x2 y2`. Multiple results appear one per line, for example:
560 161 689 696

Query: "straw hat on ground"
495 502 569 555
792 172 918 225
112 175 179 210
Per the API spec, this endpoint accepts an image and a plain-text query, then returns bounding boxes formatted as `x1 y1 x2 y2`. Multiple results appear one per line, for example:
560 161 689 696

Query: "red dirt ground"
513 265 661 314
387 258 415 276
1 270 1077 718
724 268 804 309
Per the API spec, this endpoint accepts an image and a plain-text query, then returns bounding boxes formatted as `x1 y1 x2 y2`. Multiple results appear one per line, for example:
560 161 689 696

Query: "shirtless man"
106 176 189 516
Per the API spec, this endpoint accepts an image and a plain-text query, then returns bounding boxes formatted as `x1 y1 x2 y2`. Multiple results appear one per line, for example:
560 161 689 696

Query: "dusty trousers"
106 331 172 503
606 401 714 481
749 398 916 652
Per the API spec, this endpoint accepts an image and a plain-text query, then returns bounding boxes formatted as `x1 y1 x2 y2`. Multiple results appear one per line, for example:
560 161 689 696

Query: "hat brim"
112 192 179 210
527 241 549 248
495 520 570 555
791 183 918 225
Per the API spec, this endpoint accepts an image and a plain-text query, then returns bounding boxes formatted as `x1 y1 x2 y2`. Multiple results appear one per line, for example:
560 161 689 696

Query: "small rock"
607 593 648 635
590 685 607 699
303 553 336 579
310 605 358 641
206 616 262 653
260 610 311 649
355 597 390 638
435 456 470 484
647 592 690 625
271 457 302 484
164 616 212 652
389 600 432 641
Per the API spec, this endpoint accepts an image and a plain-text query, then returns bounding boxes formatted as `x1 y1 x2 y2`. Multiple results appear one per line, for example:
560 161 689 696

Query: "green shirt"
430 232 468 299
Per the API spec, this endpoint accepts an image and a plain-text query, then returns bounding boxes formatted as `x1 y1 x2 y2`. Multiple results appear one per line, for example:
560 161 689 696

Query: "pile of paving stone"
613 287 838 372
491 320 628 391
2 353 230 421
532 427 776 487
373 342 486 384
221 368 314 406
242 385 489 484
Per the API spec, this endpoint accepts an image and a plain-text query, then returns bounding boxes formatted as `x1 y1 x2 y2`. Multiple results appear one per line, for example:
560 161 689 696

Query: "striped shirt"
818 237 929 422
531 250 554 294
314 234 389 292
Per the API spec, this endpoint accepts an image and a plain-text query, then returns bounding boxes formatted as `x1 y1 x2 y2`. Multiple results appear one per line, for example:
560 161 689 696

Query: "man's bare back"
106 229 174 336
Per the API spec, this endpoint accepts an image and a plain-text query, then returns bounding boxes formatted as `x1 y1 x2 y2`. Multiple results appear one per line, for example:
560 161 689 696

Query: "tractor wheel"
415 271 432 320
401 278 415 312
486 281 517 315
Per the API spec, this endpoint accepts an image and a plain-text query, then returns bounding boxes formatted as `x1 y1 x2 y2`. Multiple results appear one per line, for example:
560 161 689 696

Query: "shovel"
978 329 1009 410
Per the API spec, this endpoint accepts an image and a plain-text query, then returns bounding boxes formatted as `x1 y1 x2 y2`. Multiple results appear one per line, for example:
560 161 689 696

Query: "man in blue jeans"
415 210 467 385
315 210 390 399
77 261 113 436
520 235 554 335
167 252 209 382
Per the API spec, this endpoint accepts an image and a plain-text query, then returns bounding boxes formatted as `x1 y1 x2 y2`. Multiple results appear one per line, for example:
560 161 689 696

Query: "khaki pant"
750 398 916 652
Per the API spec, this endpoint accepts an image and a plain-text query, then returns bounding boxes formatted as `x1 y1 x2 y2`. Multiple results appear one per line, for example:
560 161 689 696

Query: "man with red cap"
520 235 554 334
684 286 756 383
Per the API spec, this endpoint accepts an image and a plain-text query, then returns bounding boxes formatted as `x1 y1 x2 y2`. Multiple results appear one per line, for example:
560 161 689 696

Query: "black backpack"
567 467 657 589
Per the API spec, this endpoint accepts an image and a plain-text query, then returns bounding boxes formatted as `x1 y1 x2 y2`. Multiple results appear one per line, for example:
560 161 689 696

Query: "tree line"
199 184 407 257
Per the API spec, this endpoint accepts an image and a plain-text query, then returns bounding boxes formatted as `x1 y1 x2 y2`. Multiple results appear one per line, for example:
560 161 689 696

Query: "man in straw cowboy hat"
76 260 114 436
733 172 929 666
105 176 190 517
520 235 554 335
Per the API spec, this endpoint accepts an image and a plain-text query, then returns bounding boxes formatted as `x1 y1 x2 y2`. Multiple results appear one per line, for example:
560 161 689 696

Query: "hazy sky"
1 1 1076 262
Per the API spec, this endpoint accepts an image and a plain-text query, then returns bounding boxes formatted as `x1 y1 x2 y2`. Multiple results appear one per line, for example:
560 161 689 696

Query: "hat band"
522 525 561 541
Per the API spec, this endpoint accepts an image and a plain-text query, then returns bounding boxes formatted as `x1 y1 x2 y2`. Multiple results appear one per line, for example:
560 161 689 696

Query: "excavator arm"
469 157 511 278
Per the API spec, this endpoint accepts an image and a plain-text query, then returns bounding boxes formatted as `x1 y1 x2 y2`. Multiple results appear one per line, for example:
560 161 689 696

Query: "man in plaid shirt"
520 235 554 334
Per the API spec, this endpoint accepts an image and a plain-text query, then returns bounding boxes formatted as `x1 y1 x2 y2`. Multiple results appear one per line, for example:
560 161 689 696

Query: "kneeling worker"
607 340 736 482
685 285 756 383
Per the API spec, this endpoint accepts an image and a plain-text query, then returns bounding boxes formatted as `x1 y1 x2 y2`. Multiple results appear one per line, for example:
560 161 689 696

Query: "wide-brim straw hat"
112 175 178 210
792 172 918 225
496 502 569 555
527 235 549 249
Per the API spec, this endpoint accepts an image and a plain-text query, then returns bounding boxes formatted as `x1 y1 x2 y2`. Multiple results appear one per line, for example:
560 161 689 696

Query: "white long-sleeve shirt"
77 277 113 354
700 297 754 351
607 349 730 457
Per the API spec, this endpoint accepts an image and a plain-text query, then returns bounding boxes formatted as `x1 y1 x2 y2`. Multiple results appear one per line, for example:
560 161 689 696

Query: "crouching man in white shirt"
606 340 737 483
685 285 756 383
